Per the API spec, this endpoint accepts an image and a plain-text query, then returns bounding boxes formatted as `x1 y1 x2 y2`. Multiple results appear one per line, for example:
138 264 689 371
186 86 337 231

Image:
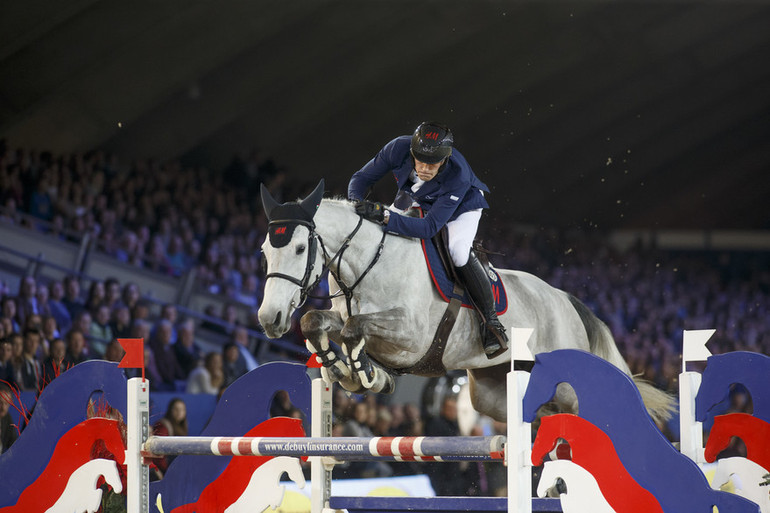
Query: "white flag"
683 329 714 363
512 327 535 362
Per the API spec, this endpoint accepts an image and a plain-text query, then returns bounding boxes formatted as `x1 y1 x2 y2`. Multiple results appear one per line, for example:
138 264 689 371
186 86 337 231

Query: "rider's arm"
385 191 462 239
348 137 408 201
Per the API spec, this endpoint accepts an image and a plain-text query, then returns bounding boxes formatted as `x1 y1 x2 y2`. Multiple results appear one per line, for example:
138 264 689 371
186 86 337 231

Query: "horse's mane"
322 196 355 207
318 196 423 247
317 197 360 220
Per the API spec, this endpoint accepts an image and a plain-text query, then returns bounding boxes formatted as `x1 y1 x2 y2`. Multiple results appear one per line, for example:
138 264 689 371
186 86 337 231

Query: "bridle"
264 218 319 309
265 215 387 315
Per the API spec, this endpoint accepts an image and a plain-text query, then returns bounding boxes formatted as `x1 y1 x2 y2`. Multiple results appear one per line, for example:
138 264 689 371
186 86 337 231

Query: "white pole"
679 329 713 464
508 328 534 513
310 377 333 513
679 371 704 463
127 377 150 513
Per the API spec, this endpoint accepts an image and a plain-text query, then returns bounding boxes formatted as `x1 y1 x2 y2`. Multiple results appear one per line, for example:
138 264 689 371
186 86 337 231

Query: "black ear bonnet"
261 180 325 248
267 217 302 248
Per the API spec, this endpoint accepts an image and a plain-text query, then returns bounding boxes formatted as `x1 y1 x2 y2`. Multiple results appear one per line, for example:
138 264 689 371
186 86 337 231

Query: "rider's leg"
448 210 508 358
457 250 509 358
446 209 482 267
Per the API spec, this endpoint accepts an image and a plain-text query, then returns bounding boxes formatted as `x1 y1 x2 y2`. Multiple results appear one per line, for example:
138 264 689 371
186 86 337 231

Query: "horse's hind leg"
468 364 578 423
467 364 509 422
300 310 363 392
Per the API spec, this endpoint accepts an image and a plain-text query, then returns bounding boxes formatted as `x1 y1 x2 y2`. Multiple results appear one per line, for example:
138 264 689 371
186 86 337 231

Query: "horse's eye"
296 244 306 255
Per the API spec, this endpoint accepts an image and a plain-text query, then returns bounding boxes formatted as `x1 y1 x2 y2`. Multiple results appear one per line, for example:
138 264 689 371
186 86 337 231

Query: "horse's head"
258 180 325 338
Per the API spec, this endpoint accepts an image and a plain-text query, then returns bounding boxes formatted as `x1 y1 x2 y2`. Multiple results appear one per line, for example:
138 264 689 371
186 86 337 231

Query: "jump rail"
142 434 505 461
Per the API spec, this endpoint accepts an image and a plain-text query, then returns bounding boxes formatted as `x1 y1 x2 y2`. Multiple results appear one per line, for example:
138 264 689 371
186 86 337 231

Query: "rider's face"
413 157 444 182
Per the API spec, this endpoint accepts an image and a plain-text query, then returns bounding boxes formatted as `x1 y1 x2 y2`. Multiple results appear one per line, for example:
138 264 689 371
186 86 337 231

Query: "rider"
348 121 508 358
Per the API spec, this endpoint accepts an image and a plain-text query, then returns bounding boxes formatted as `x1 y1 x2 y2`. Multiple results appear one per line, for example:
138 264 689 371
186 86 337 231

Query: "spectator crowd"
0 273 260 400
0 142 316 304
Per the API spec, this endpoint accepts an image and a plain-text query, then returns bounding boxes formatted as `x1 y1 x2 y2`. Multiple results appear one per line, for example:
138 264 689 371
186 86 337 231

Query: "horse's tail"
633 378 677 426
568 294 676 425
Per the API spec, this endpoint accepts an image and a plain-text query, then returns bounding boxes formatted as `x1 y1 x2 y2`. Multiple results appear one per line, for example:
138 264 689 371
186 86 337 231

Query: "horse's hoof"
338 376 366 394
320 367 336 384
328 360 351 380
380 375 396 395
320 363 350 384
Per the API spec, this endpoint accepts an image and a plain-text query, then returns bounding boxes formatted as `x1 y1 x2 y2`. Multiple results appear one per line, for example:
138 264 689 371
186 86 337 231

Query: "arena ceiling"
1 1 769 230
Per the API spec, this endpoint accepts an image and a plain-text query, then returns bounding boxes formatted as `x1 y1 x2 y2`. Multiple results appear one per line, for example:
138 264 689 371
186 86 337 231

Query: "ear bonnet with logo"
261 180 325 247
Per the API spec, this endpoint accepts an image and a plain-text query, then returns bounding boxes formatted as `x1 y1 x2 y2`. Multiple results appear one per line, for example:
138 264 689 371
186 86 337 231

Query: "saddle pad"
420 238 508 315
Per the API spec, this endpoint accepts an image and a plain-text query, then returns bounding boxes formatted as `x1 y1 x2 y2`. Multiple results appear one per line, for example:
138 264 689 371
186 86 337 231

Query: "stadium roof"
2 1 768 229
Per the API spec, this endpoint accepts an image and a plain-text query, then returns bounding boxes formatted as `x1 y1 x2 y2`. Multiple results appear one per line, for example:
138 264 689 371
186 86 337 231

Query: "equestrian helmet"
410 122 453 164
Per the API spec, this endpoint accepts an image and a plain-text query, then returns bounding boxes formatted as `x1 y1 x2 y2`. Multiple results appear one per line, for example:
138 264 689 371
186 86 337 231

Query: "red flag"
306 353 323 368
118 338 145 374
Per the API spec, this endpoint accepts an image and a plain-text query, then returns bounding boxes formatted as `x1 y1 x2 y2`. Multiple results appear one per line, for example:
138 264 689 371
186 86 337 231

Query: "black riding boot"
456 251 509 358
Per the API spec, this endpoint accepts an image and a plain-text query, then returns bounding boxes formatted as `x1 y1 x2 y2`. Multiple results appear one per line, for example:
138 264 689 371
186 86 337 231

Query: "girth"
394 227 461 377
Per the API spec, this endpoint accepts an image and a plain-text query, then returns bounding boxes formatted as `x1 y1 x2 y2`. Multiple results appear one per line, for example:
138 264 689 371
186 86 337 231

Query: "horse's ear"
299 179 325 219
260 183 281 221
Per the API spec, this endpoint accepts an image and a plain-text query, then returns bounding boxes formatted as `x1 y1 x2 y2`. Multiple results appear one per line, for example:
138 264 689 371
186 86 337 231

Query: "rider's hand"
355 200 387 224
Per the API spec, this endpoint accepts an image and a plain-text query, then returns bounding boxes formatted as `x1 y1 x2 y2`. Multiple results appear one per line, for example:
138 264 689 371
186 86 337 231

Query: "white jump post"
311 376 334 513
678 329 714 463
508 327 534 513
126 377 150 513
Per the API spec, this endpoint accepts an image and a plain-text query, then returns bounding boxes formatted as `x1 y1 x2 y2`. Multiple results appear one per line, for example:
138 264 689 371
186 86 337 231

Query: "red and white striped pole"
142 434 506 461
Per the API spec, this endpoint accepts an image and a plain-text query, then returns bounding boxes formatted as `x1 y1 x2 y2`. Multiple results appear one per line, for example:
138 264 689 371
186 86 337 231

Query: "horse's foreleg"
339 309 406 395
300 310 362 391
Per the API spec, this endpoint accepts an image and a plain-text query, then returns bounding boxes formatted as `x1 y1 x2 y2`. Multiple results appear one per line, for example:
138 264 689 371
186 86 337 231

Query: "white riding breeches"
446 209 482 267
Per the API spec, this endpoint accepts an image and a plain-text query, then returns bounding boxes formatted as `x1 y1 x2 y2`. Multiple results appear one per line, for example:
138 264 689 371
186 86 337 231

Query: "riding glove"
355 200 386 224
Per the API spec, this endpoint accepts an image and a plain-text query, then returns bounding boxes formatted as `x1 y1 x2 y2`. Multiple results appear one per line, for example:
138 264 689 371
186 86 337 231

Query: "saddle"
421 228 508 313
398 227 507 376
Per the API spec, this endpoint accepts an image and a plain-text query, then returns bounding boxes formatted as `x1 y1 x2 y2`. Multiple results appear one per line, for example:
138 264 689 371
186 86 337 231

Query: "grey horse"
258 180 673 423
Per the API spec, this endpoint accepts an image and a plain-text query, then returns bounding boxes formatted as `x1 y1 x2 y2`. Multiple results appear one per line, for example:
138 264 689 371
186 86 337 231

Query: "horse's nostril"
274 311 282 327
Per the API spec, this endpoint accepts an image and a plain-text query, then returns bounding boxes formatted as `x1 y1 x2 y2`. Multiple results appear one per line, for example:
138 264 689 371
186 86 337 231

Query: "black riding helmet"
410 122 453 164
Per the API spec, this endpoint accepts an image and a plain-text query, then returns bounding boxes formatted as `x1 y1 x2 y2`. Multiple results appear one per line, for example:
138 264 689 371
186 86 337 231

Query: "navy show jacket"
348 135 489 240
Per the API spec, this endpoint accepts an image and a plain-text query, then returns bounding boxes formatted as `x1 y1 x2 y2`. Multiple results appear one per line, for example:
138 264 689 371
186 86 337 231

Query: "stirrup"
483 321 508 359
